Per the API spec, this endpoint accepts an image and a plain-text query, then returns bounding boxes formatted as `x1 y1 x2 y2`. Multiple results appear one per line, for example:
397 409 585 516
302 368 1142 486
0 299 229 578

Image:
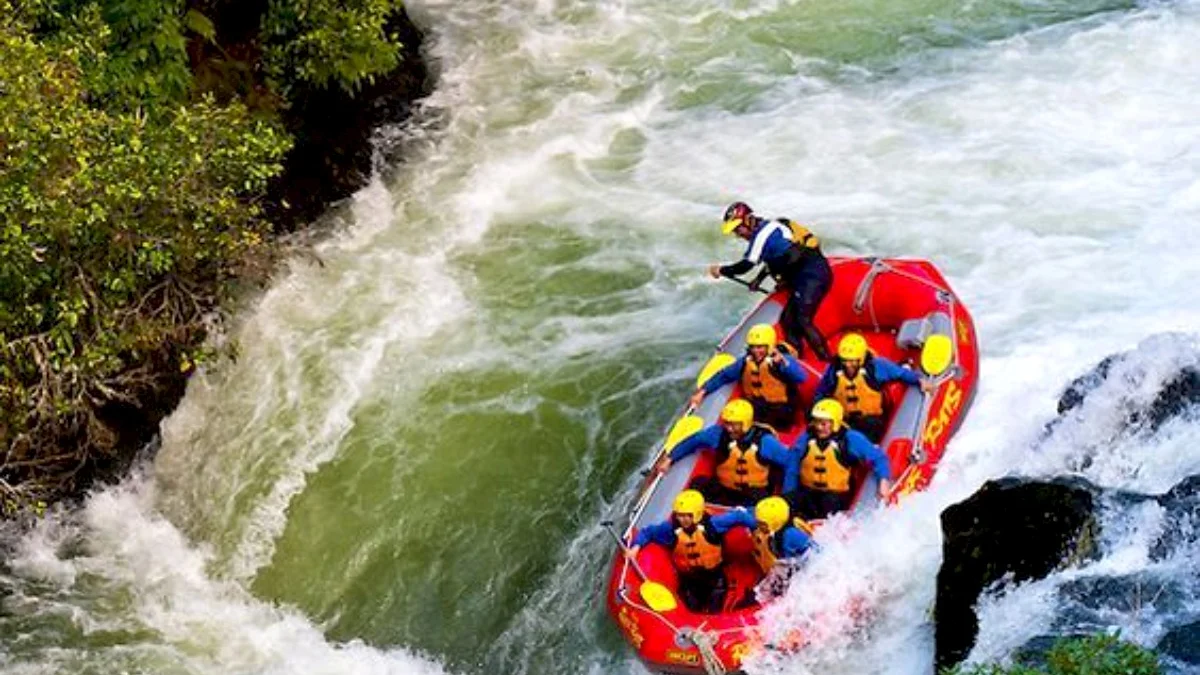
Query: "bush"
945 634 1160 675
261 0 406 94
0 5 290 512
1 0 412 515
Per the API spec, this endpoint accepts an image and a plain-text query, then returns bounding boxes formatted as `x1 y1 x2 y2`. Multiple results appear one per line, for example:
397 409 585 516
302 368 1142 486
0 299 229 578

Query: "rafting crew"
629 492 815 613
785 399 893 520
656 400 791 507
627 490 750 613
709 202 833 362
814 332 933 442
687 323 807 432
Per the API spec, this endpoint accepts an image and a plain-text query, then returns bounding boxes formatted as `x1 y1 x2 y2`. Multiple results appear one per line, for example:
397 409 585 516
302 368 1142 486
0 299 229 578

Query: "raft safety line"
617 583 732 675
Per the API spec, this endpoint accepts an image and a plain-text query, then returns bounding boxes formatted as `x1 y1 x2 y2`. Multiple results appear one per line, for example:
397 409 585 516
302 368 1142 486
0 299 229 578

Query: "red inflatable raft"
605 257 979 674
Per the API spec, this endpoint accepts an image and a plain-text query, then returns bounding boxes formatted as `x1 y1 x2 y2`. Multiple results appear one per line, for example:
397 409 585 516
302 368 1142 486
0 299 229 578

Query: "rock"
1150 475 1200 561
1158 619 1200 665
1054 573 1187 627
267 9 430 230
934 477 1098 671
1057 355 1117 416
1055 345 1200 435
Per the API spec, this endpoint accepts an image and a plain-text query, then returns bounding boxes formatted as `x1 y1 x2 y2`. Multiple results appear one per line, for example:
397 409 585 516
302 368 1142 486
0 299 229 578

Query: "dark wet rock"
1150 475 1200 561
1149 369 1200 429
266 9 431 230
1054 573 1187 624
1058 355 1118 416
1055 353 1200 434
1158 620 1200 665
934 477 1098 671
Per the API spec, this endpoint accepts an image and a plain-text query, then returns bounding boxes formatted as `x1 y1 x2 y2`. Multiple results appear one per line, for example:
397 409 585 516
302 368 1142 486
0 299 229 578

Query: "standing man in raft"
709 201 833 362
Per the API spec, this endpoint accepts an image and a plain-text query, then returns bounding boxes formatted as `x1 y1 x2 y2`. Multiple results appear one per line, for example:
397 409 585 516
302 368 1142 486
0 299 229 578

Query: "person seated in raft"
627 489 747 613
721 496 816 606
813 332 933 442
785 399 893 521
657 399 790 507
688 323 807 432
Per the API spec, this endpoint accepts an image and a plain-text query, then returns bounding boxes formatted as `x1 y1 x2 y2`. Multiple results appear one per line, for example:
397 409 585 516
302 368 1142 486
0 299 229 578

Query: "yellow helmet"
838 333 868 361
673 489 706 520
721 399 755 430
755 496 790 533
810 398 844 431
746 324 777 349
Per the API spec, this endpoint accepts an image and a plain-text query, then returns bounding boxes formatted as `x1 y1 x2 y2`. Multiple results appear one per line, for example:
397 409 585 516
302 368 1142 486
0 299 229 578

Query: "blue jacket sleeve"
846 430 893 481
779 527 813 558
712 508 757 533
871 357 921 387
702 356 746 395
782 432 810 494
668 425 723 462
632 521 677 548
777 354 807 385
757 434 791 468
813 365 837 401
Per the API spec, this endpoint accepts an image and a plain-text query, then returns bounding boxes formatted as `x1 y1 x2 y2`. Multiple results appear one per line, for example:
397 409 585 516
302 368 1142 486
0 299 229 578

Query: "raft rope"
840 257 958 336
685 628 729 675
843 257 967 468
616 585 730 674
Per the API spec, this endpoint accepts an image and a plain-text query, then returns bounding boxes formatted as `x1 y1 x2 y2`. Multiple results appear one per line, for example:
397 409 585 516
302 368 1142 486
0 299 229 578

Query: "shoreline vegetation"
944 634 1160 675
0 0 427 516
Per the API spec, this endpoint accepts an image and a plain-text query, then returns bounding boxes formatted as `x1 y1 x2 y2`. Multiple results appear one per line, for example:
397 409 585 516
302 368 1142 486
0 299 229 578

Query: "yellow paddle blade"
639 581 678 613
664 415 704 451
696 352 737 389
792 517 815 537
921 334 953 376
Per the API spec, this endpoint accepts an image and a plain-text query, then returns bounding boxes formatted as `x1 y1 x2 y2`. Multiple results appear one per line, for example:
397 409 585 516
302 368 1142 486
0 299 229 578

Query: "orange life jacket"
740 352 794 406
833 358 885 417
714 426 773 490
782 220 821 250
766 220 825 281
751 517 814 573
799 434 853 493
672 522 723 572
751 528 778 574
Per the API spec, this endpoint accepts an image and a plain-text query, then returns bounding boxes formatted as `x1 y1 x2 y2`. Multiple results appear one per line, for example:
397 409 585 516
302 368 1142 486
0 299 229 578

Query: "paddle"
920 333 954 377
886 335 956 506
725 275 770 295
665 414 704 451
601 520 679 613
695 352 736 389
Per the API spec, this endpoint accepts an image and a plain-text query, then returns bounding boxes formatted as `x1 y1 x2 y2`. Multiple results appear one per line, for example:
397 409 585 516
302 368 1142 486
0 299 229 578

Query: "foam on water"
0 470 448 675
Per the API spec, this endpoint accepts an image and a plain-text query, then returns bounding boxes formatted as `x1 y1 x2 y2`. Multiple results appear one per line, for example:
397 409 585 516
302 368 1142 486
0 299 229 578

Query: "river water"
4 0 1200 673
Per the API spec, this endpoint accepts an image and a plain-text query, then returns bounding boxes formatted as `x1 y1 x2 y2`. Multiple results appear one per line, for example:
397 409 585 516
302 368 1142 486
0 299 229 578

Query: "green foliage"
20 0 193 107
261 0 405 94
0 0 413 515
945 634 1160 675
0 5 290 511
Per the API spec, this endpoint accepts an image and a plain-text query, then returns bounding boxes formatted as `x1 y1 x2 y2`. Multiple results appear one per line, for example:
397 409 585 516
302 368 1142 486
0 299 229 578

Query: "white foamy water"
0 470 447 675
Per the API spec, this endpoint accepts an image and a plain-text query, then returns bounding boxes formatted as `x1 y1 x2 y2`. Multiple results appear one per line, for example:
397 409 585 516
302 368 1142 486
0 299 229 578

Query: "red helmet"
722 202 754 235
